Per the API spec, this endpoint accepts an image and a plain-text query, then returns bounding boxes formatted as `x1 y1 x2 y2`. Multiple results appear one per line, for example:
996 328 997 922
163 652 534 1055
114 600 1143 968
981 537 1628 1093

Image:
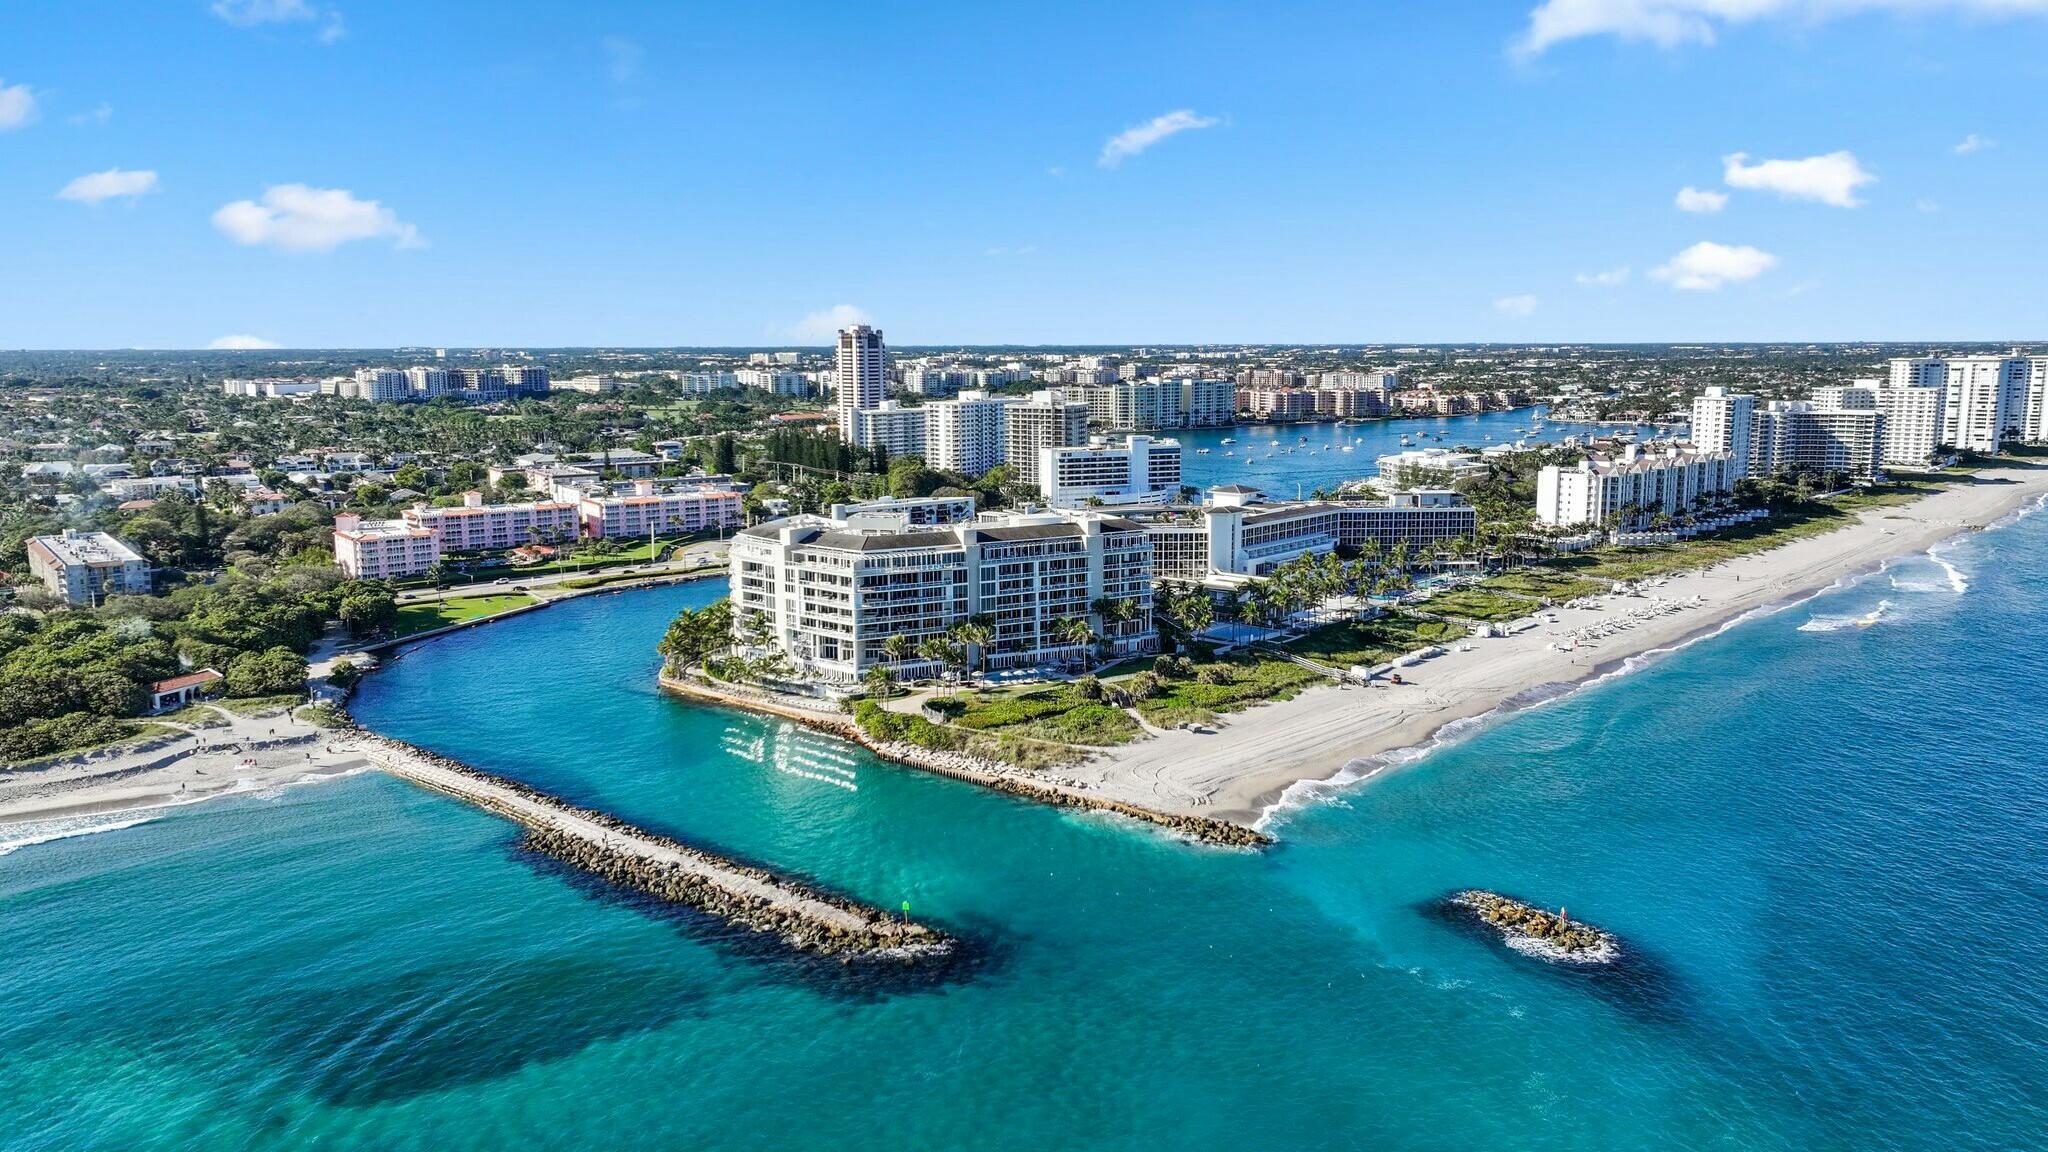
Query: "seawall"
657 674 1272 849
354 731 949 959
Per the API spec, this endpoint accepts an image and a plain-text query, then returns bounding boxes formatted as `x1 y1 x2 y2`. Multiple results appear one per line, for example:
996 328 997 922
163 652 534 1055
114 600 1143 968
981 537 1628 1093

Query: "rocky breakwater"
1444 890 1619 965
354 732 950 961
863 737 1274 850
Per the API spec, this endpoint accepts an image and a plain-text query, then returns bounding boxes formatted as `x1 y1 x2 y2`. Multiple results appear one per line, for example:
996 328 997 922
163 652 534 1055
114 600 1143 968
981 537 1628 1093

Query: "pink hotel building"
334 483 744 578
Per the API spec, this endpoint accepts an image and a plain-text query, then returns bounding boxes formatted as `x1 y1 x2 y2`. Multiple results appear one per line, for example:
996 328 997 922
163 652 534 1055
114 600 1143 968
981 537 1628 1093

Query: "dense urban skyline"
4 1 2047 348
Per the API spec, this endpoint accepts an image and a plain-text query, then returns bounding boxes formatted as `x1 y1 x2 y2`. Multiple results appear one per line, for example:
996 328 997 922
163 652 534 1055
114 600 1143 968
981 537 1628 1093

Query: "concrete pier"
355 734 948 958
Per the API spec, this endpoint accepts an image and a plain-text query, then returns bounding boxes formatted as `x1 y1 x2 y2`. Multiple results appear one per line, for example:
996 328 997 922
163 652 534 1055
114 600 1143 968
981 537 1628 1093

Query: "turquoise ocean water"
3 496 2044 1150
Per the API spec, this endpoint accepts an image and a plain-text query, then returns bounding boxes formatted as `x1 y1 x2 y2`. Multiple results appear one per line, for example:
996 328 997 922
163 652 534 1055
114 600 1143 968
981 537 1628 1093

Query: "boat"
1220 437 1237 445
1399 435 1412 446
1195 448 1211 455
1341 445 1355 452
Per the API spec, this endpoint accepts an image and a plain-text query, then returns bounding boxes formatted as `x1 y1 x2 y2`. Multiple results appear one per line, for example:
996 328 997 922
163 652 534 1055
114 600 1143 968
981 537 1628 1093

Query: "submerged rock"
1444 890 1619 965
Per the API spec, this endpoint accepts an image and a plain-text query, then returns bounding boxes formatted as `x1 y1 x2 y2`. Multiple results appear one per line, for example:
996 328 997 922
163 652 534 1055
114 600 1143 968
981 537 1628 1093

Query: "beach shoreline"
7 466 2043 846
1059 465 2048 829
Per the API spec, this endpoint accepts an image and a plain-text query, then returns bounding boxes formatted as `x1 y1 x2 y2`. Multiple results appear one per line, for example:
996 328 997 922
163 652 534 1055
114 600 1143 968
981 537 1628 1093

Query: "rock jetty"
658 674 1270 849
354 732 949 960
1446 890 1619 965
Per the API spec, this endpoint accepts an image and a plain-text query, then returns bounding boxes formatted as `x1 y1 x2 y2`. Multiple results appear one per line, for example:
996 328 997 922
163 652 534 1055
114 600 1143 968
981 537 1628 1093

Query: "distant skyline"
3 1 2046 348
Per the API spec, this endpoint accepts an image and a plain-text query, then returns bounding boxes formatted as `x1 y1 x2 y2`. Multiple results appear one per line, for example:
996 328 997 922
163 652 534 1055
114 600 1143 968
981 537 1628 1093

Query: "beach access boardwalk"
354 732 948 959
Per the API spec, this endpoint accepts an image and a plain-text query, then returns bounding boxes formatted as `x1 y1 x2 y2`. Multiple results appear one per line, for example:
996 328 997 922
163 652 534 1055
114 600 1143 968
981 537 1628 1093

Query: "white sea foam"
1254 584 1841 831
1798 599 1895 633
0 811 164 857
0 766 367 857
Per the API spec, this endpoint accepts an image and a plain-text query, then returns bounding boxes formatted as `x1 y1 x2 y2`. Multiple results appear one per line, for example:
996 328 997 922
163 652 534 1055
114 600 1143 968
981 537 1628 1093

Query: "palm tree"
881 633 913 667
1053 615 1098 671
917 636 962 694
950 615 997 678
862 663 897 701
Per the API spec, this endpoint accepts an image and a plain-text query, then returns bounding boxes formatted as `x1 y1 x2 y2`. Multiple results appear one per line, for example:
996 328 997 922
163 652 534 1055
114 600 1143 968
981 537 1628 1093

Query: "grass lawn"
392 593 537 637
158 702 231 727
214 694 307 717
948 685 1142 746
1282 615 1467 670
1479 570 1608 602
1135 657 1329 728
394 532 715 588
1418 587 1540 623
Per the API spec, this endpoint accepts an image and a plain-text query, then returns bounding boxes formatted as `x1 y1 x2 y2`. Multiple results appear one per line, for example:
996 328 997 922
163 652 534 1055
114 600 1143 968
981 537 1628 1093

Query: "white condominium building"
1039 435 1183 508
1377 448 1488 489
26 531 151 604
1810 383 1878 411
1873 381 1947 467
1083 379 1234 430
2028 356 2048 442
1002 389 1091 485
1144 486 1476 583
1888 357 1948 389
680 371 739 395
1752 402 1885 482
1888 355 2028 453
352 368 412 401
405 367 451 396
728 506 1154 682
407 490 581 552
827 494 978 525
1536 444 1737 529
736 367 809 396
836 324 889 444
851 402 929 458
1689 387 1756 479
1939 356 2024 454
1177 378 1238 427
577 478 746 539
221 377 323 398
924 391 1011 477
333 514 440 579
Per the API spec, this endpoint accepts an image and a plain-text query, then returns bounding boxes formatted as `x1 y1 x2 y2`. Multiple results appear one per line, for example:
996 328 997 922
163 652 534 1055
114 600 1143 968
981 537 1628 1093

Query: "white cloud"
209 334 281 350
1953 132 1994 154
1513 0 2048 57
56 168 160 204
1494 294 1540 317
210 0 345 42
1651 241 1777 290
1722 150 1874 207
602 36 644 86
1575 266 1631 287
1099 109 1221 168
68 102 114 126
1675 185 1728 213
213 184 423 252
784 304 872 342
0 79 36 130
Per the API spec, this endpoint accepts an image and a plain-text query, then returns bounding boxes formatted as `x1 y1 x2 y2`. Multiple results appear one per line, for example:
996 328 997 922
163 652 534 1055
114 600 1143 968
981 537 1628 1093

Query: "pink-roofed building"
407 491 580 553
578 478 745 540
333 514 439 578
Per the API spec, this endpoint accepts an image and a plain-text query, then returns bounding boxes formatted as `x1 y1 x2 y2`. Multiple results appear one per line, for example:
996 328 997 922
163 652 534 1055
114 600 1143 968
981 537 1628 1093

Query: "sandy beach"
1065 465 2048 828
0 703 372 851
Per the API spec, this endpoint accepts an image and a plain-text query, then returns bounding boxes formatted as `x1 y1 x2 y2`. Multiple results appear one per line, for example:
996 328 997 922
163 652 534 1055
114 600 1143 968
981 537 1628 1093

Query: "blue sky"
2 1 2044 348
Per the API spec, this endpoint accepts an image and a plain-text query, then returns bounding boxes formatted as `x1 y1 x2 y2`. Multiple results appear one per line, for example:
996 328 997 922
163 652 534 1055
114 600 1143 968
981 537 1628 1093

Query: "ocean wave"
0 811 166 857
0 766 370 857
1254 589 1834 831
1798 599 1895 633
